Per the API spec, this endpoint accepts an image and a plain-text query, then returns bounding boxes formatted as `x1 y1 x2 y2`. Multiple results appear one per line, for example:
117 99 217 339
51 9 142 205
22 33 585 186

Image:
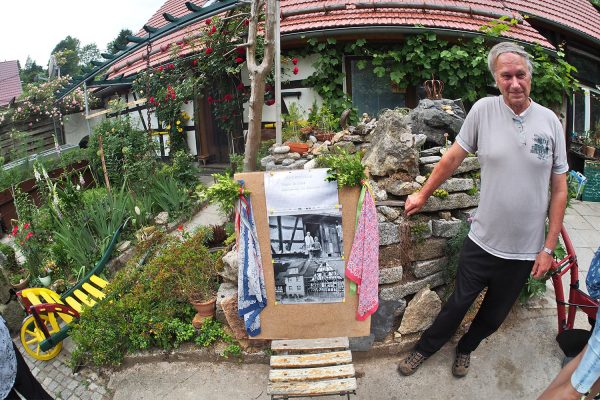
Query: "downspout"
275 0 282 145
83 81 92 137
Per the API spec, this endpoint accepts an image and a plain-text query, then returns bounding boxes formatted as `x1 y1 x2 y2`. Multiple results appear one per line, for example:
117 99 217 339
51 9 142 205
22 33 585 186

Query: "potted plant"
9 269 30 290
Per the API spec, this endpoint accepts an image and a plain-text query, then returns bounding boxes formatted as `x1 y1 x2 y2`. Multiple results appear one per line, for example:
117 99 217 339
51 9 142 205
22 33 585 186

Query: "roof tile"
0 60 23 106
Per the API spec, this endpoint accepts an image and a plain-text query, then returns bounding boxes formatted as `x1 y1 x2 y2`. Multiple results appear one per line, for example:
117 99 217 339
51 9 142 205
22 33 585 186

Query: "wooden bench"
267 337 357 400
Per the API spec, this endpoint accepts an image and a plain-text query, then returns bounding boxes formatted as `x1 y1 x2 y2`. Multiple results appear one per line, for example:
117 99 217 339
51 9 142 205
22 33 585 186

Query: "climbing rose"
205 47 213 55
205 18 211 25
236 47 245 54
210 26 217 34
235 57 244 63
293 66 299 75
292 58 298 65
24 223 30 229
192 59 198 66
223 94 234 102
265 99 275 106
11 226 18 236
207 96 214 104
236 82 245 91
168 63 174 69
25 232 33 240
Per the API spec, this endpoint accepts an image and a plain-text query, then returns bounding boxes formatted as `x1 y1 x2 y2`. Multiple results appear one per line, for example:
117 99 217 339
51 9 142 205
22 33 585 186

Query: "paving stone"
68 380 78 390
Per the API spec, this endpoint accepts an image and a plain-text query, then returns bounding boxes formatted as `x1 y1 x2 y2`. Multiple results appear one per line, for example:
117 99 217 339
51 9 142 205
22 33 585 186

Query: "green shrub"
0 243 18 272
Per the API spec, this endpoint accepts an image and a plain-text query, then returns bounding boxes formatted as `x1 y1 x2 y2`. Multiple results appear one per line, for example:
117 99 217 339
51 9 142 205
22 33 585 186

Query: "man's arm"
405 142 469 216
532 172 568 279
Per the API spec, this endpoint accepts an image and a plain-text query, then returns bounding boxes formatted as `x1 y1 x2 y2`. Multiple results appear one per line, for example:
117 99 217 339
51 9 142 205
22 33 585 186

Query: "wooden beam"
85 98 147 120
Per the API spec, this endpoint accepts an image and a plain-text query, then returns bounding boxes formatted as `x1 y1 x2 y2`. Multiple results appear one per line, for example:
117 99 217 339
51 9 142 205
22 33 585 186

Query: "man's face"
494 52 531 113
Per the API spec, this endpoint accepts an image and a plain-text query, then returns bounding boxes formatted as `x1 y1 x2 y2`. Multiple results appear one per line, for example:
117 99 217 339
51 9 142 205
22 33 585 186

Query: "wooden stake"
98 134 111 193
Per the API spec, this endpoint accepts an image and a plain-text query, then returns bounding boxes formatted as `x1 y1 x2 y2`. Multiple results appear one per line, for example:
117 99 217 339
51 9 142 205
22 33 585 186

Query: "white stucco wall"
62 110 105 146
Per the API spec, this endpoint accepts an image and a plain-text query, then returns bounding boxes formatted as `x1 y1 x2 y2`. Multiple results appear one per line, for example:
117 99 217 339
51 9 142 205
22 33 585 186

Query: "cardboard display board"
235 171 371 339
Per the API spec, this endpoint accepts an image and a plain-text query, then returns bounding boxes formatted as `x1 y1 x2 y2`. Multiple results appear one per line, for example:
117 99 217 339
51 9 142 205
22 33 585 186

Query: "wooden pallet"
267 337 357 400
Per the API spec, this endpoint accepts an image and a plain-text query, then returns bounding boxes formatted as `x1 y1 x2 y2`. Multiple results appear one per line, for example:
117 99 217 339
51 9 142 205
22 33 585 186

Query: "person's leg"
456 256 533 354
11 343 54 400
538 347 586 399
415 237 489 357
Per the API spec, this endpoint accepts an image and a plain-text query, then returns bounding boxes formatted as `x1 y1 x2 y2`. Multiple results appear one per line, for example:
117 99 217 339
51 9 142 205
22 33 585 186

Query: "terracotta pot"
190 297 216 317
287 142 309 155
315 133 334 142
584 145 596 158
10 272 30 291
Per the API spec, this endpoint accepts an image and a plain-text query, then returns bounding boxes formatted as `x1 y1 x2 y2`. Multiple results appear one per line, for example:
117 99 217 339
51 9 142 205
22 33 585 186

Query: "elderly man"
398 42 568 378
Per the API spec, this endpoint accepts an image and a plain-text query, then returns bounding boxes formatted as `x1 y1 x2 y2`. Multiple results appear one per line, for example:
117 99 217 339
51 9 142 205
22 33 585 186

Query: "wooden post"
97 135 111 193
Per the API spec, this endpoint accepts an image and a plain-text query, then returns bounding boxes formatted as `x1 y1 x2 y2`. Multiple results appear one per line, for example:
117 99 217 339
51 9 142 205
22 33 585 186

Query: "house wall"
63 110 105 146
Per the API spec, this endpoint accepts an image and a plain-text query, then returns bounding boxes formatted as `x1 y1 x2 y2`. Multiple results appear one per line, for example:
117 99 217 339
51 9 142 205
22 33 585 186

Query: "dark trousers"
5 343 53 400
415 236 533 357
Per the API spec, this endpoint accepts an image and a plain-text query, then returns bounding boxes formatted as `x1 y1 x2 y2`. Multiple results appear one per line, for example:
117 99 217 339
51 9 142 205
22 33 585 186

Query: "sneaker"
397 351 428 376
452 349 470 377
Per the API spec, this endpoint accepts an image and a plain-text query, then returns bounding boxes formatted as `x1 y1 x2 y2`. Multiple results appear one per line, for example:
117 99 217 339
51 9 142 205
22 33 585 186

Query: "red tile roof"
0 60 23 106
108 0 598 79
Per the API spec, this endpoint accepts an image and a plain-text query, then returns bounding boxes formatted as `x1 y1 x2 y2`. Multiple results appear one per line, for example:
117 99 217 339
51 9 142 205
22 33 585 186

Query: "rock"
288 152 301 160
362 109 419 177
412 257 448 279
377 205 400 221
264 161 277 171
377 213 387 223
415 175 427 184
397 287 442 335
419 156 441 164
216 282 237 323
309 135 318 143
439 178 475 193
414 134 427 148
154 211 169 225
438 211 452 220
410 238 447 261
420 146 442 156
349 335 375 351
281 159 295 166
383 180 421 197
272 153 289 164
261 155 275 168
376 200 405 207
457 207 478 222
420 192 479 212
379 265 403 284
371 298 407 341
410 219 432 241
290 159 308 169
332 141 356 153
332 131 346 143
379 271 447 301
409 99 466 145
379 222 400 245
311 143 329 155
303 159 318 170
117 240 131 253
369 179 388 201
221 249 238 283
342 135 364 143
432 218 463 238
422 156 480 175
354 122 368 135
272 145 290 154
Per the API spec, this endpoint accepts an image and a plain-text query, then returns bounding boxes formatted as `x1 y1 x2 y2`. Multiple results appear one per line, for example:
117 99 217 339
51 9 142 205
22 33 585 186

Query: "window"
573 86 600 136
347 58 406 117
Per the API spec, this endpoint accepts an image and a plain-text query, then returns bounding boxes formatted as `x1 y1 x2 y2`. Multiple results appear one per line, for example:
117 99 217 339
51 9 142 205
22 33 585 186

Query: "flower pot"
287 142 309 155
38 275 51 287
190 297 216 317
10 272 30 291
584 145 596 158
315 133 334 142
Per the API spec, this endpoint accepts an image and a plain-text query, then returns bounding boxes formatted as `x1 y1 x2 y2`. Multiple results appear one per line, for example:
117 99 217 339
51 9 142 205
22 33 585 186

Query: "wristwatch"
542 247 554 256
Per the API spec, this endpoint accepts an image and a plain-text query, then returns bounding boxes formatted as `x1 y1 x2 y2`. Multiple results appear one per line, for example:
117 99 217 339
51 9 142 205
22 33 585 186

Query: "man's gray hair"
487 42 533 78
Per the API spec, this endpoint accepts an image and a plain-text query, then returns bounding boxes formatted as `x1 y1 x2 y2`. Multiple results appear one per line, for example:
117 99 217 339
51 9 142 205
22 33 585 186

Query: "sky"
0 0 167 68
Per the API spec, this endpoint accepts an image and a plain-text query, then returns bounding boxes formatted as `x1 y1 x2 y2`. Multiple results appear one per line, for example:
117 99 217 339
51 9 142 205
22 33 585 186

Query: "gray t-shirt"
456 96 568 260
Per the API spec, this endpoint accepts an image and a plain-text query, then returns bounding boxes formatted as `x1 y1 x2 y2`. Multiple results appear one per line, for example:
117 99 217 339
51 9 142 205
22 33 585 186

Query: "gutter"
524 14 600 47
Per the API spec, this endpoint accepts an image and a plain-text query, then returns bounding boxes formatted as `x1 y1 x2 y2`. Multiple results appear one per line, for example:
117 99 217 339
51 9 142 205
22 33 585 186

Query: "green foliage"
150 172 192 219
198 173 242 215
160 150 199 189
0 242 18 272
410 221 430 244
194 318 233 347
320 148 366 188
88 114 157 193
519 276 548 304
442 221 470 300
222 344 242 359
107 29 133 54
432 189 449 199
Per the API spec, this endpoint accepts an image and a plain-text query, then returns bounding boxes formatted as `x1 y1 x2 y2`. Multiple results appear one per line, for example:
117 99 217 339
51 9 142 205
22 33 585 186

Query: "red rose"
169 63 174 69
177 225 184 231
207 96 214 104
149 96 155 104
236 82 245 91
292 57 299 65
11 225 17 236
265 84 273 92
235 57 244 63
158 66 164 71
205 47 213 55
23 223 30 229
293 66 299 75
223 94 234 102
205 18 212 25
25 232 33 240
244 19 249 26
265 99 275 106
210 26 217 34
192 59 198 66
236 47 245 54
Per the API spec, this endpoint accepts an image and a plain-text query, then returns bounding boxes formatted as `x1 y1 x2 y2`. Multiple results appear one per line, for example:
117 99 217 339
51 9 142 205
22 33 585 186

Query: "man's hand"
532 251 554 279
405 192 427 217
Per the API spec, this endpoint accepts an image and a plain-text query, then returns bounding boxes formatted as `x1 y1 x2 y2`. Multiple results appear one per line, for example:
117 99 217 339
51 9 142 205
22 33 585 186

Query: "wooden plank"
82 283 106 300
86 98 147 120
64 296 83 313
90 275 108 288
271 337 349 353
270 351 352 368
72 289 96 307
267 378 357 396
269 364 355 382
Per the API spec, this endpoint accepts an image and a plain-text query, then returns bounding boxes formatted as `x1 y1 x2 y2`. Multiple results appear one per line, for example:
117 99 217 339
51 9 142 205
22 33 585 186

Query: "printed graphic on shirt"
530 134 550 161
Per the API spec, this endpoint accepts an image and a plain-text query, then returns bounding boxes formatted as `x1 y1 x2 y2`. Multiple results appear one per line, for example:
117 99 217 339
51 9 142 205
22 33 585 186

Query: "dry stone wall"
219 100 480 350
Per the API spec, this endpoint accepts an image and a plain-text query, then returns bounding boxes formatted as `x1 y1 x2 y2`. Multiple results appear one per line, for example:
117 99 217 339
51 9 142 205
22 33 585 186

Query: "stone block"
379 222 400 245
371 298 406 341
272 145 290 154
420 147 442 156
422 156 480 175
349 334 375 351
457 207 478 222
420 192 479 212
303 159 317 169
221 295 249 340
432 218 463 238
369 179 388 201
438 178 474 193
411 238 446 261
419 155 441 164
379 271 447 301
398 287 442 335
216 282 237 324
379 265 403 284
377 205 401 221
220 248 238 283
412 257 448 279
384 180 422 196
154 211 169 226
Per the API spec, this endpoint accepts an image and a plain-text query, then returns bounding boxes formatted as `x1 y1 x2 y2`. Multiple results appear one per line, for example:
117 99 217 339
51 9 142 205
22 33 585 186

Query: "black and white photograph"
269 212 345 304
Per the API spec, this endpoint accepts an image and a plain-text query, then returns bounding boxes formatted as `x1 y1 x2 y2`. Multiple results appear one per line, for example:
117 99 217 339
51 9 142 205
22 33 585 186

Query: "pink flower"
235 57 244 63
205 47 213 55
11 226 18 236
293 66 299 75
292 57 299 65
23 223 30 229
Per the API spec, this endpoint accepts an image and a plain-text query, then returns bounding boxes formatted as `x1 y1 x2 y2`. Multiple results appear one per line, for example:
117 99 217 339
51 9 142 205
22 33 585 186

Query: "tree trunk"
243 0 276 172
